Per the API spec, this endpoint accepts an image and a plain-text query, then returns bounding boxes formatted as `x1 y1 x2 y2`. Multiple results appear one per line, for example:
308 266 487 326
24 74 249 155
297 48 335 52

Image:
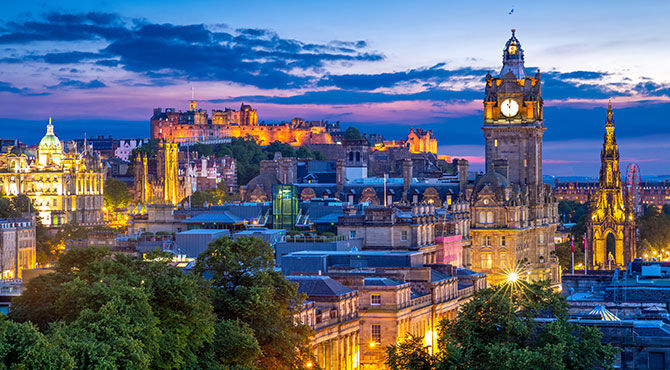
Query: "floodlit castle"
0 119 105 226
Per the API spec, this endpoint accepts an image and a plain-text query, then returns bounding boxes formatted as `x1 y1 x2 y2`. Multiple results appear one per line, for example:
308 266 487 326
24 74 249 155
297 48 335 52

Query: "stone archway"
606 232 616 269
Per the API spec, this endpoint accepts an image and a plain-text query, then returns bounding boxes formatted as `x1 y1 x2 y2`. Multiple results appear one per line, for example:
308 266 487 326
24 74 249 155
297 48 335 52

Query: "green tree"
194 236 314 368
10 246 216 369
103 178 132 211
343 126 362 140
0 316 74 369
386 281 617 370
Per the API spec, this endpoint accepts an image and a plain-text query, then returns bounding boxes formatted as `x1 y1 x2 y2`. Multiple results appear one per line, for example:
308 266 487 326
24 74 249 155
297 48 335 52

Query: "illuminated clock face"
508 43 517 55
501 99 519 117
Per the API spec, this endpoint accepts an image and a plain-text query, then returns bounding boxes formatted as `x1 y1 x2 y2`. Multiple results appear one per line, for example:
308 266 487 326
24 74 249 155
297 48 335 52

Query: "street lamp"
506 272 519 284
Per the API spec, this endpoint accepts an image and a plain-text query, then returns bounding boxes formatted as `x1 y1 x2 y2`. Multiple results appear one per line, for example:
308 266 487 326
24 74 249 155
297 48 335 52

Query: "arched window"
486 211 494 224
479 212 486 223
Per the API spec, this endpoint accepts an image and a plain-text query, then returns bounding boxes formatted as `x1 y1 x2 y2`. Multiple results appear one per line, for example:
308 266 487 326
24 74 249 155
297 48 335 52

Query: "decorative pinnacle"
511 29 516 36
606 98 614 126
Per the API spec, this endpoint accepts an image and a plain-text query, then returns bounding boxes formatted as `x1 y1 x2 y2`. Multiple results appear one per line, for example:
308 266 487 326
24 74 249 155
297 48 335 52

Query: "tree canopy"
10 246 216 369
103 178 132 211
194 236 314 368
343 126 362 140
386 281 617 370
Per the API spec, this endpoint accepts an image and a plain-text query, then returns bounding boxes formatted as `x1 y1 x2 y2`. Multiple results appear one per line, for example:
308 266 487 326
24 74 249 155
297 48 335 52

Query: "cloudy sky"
2 0 670 176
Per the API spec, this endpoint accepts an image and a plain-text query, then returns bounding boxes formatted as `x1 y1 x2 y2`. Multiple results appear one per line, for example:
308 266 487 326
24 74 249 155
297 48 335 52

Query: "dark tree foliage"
194 236 315 368
386 281 617 370
103 178 132 211
343 126 362 140
637 205 670 256
189 137 325 185
10 246 216 369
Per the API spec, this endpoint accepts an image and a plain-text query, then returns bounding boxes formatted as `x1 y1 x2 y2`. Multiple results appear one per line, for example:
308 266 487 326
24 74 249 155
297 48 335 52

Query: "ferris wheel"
625 163 641 214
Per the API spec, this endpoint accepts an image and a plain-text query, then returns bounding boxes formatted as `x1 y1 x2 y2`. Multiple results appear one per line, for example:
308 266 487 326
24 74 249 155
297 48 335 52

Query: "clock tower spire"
482 29 544 189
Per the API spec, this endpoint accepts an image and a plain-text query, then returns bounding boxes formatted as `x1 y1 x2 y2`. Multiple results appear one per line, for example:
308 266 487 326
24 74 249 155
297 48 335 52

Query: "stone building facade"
337 204 438 264
0 218 36 279
0 121 105 226
134 140 187 205
151 101 335 146
469 30 560 286
290 275 360 370
586 103 636 269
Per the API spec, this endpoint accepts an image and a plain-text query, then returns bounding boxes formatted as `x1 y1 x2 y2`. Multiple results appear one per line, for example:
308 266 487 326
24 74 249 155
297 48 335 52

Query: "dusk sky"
2 0 670 177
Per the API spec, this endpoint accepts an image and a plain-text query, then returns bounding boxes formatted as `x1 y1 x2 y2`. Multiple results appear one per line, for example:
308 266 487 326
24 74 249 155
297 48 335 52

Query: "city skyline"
2 1 670 176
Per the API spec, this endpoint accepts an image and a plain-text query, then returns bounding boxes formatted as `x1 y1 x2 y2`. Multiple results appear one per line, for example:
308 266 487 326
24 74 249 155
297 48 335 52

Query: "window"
481 253 492 269
500 253 507 268
486 211 494 224
539 232 544 243
371 324 381 344
401 230 408 241
329 308 337 319
479 212 486 223
649 352 665 369
483 235 492 246
349 231 356 239
501 236 506 247
371 294 381 305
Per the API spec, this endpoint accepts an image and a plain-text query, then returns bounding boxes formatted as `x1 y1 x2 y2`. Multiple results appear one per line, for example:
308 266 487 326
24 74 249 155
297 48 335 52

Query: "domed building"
0 119 105 226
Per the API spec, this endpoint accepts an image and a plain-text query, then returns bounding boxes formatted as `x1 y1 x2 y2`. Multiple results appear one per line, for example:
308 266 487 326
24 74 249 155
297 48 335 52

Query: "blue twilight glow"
1 0 669 176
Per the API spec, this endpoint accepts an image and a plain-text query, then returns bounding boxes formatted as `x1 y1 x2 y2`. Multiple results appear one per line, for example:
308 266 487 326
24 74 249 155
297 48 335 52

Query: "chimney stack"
402 158 413 201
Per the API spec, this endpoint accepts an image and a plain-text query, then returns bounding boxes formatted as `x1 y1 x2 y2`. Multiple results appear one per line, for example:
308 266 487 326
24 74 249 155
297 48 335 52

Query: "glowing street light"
506 272 519 284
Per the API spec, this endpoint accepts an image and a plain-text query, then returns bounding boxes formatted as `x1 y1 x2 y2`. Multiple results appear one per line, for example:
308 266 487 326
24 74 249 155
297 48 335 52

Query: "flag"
571 238 574 253
509 8 514 15
583 235 587 250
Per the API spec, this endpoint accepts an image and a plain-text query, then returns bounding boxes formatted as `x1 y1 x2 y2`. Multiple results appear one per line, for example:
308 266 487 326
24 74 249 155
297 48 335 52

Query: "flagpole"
571 237 575 275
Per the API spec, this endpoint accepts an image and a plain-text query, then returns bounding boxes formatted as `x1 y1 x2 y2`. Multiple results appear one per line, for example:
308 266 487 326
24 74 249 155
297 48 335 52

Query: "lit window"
500 253 507 268
371 324 381 344
371 294 381 305
486 211 494 224
401 230 408 241
481 253 492 269
349 231 356 239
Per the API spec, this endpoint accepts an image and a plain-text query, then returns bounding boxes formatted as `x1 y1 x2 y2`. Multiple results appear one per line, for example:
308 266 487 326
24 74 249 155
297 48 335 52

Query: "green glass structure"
273 185 298 231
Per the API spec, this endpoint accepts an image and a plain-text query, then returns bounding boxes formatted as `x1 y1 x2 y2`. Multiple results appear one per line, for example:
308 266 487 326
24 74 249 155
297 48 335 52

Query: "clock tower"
483 29 544 191
468 30 559 287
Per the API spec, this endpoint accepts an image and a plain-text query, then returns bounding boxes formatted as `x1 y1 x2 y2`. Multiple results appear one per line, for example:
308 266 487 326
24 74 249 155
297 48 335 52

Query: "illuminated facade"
0 218 36 279
134 139 186 205
586 102 636 269
0 121 104 226
151 101 335 146
469 30 560 286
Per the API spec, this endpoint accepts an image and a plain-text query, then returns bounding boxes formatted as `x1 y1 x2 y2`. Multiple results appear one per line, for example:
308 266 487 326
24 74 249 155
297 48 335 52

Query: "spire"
606 98 614 127
46 117 55 135
500 29 525 78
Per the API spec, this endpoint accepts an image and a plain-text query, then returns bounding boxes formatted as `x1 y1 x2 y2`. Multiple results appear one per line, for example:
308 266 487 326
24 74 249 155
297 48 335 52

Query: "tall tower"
587 101 636 269
469 30 559 286
483 29 544 195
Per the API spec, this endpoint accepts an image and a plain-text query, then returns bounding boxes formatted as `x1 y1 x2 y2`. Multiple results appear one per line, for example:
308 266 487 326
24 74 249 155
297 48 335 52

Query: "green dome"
39 122 62 150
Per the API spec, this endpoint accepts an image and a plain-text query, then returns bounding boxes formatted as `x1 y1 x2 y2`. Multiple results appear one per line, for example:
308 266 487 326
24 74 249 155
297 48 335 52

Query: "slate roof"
287 275 354 297
364 277 403 287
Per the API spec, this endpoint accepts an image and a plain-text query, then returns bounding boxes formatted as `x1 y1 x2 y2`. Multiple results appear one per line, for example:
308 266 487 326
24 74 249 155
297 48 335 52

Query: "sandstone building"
0 120 104 226
586 102 636 269
469 30 560 286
